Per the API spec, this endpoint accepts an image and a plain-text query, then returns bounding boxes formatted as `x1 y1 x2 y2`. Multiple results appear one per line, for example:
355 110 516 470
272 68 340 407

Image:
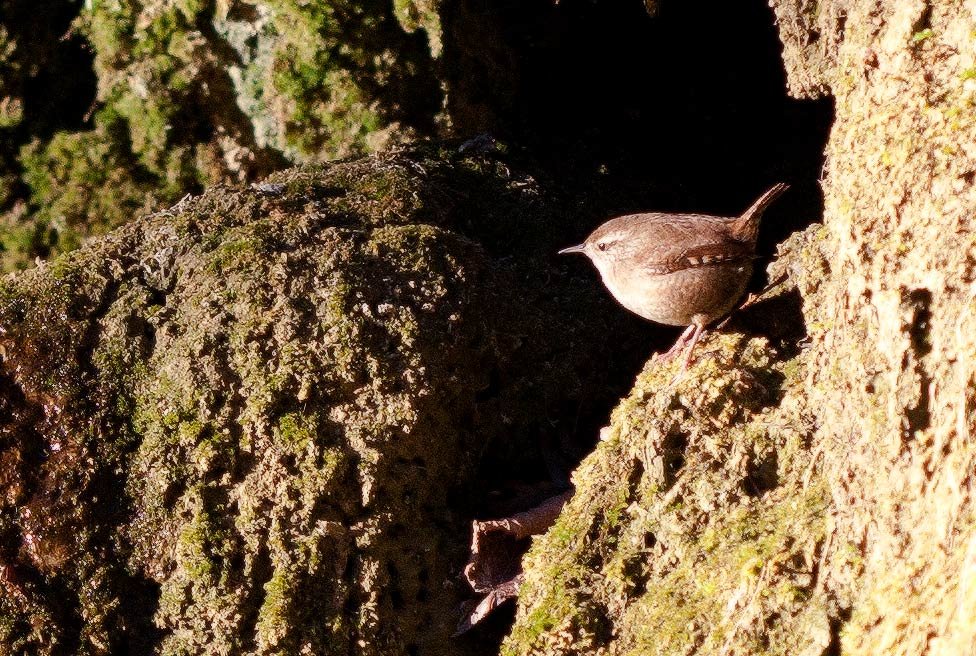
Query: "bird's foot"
654 324 698 363
655 322 707 371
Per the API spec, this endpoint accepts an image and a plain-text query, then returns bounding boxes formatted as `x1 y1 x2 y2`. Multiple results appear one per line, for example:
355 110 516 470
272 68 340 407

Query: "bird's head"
558 219 637 273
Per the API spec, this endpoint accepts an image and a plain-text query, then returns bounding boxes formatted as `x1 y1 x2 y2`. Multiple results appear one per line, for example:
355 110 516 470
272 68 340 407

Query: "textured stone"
506 1 976 654
0 145 640 655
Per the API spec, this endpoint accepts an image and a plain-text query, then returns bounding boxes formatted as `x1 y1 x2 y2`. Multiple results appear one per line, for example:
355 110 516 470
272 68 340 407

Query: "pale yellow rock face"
812 2 976 654
506 1 976 655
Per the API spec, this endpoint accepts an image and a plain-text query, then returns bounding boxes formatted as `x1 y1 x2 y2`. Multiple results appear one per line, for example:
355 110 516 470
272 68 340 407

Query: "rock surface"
0 145 641 655
0 0 441 270
505 1 976 654
2 1 970 654
0 0 827 274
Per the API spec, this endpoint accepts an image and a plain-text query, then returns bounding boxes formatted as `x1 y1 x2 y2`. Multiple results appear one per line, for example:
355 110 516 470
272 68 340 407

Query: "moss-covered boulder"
81 0 440 167
505 0 976 654
0 0 443 272
505 232 833 654
0 145 639 655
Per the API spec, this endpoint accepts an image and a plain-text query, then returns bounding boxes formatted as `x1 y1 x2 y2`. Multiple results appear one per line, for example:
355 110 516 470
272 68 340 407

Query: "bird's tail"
730 182 789 242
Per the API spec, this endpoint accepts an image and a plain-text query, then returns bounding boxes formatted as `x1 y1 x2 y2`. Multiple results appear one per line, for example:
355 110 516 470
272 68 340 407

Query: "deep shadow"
0 0 97 211
443 0 832 253
3 0 96 139
736 286 809 356
443 1 833 650
447 0 832 480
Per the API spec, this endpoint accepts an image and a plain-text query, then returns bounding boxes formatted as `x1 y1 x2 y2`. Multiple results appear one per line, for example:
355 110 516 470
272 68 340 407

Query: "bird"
559 183 788 369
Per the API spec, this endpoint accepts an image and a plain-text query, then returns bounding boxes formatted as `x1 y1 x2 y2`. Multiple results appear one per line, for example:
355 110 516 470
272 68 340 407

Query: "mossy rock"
505 258 837 655
0 144 640 655
507 0 976 653
79 0 438 171
0 0 444 272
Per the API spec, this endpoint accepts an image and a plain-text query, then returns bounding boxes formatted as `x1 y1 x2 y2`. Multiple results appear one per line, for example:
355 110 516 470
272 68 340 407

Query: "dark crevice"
625 458 646 504
445 2 831 648
239 541 274 654
911 2 934 36
824 606 852 656
387 561 405 610
835 12 848 44
474 367 502 402
904 288 933 438
736 287 809 361
905 375 932 438
907 289 933 358
661 431 689 490
743 449 780 497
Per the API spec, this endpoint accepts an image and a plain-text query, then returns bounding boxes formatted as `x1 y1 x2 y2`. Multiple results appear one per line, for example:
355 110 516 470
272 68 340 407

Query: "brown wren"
559 183 788 368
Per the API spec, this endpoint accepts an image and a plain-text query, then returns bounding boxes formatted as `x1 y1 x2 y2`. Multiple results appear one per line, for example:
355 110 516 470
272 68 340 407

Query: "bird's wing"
659 241 757 274
621 213 754 275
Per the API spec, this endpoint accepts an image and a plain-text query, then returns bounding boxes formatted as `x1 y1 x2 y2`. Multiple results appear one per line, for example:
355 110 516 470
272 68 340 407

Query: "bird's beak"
558 243 586 255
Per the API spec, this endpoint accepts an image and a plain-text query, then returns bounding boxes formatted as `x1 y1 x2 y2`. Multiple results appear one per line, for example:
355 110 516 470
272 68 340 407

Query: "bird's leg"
680 321 707 371
664 321 708 388
655 323 697 362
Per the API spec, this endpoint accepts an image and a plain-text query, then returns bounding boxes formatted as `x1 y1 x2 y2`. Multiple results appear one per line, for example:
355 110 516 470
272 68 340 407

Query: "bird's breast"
598 263 752 327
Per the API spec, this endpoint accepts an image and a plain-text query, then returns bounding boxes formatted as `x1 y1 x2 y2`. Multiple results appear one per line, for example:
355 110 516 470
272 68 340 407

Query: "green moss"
368 224 447 273
628 484 828 654
249 0 437 160
277 412 316 450
255 568 297 645
549 514 581 550
604 485 630 530
207 235 266 273
178 500 229 583
5 110 165 270
837 541 865 572
910 28 935 43
506 582 577 654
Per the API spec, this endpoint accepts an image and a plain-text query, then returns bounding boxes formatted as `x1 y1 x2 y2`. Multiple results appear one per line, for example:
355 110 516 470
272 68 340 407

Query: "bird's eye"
597 242 609 252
